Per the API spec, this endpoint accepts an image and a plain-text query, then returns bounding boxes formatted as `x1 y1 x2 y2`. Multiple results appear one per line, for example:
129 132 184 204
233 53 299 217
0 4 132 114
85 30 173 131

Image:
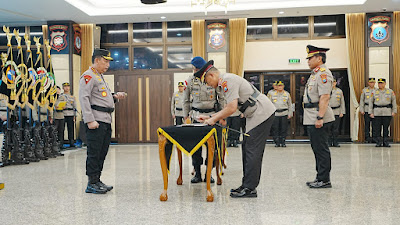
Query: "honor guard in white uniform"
359 77 377 143
268 81 293 147
79 49 126 194
183 56 225 183
195 60 276 198
171 82 185 125
303 45 335 189
369 78 397 147
328 78 345 147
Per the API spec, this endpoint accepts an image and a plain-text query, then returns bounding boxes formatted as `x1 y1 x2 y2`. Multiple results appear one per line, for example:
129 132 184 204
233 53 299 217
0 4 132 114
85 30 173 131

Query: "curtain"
191 20 205 59
229 18 247 77
345 13 366 142
393 12 400 142
80 24 94 73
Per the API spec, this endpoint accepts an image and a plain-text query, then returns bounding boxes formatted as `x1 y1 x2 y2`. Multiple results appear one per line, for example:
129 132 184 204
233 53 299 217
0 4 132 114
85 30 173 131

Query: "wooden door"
115 74 172 143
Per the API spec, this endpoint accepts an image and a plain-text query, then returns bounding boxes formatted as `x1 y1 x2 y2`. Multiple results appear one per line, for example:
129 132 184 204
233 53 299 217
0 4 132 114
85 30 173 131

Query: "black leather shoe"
333 143 340 147
191 176 202 183
281 143 286 147
309 181 332 188
232 140 239 148
85 182 107 194
230 188 257 198
383 142 391 147
99 181 113 191
375 143 383 147
230 186 244 193
203 176 215 183
306 179 318 186
275 143 280 147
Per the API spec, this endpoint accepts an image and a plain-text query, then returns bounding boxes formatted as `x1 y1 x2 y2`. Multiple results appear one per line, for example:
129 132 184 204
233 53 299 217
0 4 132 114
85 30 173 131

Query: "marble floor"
1 143 400 225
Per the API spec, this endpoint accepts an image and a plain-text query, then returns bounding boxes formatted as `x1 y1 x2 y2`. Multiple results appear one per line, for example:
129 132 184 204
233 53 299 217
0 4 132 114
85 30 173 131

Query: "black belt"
0 109 6 112
40 112 47 115
239 86 260 113
91 105 114 113
175 108 183 111
331 106 340 109
275 108 288 113
373 104 392 108
191 107 214 113
64 108 74 111
56 110 63 112
303 102 319 108
364 103 369 105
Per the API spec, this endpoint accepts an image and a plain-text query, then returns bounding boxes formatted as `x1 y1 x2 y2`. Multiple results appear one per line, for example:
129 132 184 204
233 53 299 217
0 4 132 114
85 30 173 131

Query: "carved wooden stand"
158 134 221 202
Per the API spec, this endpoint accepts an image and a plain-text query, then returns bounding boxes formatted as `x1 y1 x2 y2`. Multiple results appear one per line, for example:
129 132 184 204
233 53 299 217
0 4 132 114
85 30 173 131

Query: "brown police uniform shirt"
329 87 345 116
303 64 335 125
53 94 66 120
79 67 115 124
359 86 376 114
219 73 275 132
171 91 184 117
62 93 76 117
368 88 397 116
183 75 225 121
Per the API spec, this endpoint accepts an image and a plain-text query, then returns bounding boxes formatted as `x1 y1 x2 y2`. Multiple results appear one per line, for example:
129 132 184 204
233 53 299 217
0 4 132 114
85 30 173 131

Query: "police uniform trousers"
364 113 373 140
272 116 288 143
64 116 75 145
241 115 274 190
175 116 183 125
328 115 341 143
372 116 392 143
54 119 65 148
307 122 332 182
227 116 241 142
240 117 246 140
85 121 112 177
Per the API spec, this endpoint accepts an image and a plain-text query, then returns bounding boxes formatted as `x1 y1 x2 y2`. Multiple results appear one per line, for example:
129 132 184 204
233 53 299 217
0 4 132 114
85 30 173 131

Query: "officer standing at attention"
303 45 335 189
268 81 292 147
79 49 126 194
195 60 276 198
360 78 377 143
61 82 77 148
171 82 185 125
266 81 277 143
328 78 345 147
54 86 66 149
183 56 225 183
369 78 397 147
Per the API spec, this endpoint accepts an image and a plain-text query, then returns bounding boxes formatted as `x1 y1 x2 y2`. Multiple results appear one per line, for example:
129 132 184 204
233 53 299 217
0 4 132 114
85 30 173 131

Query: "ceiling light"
279 11 284 14
160 16 166 19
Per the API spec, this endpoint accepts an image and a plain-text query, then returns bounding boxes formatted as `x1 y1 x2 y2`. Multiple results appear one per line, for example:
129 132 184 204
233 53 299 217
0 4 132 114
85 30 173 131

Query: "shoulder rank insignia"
386 90 390 94
222 81 228 93
83 75 92 84
320 68 326 72
175 94 179 97
313 67 320 73
320 74 327 83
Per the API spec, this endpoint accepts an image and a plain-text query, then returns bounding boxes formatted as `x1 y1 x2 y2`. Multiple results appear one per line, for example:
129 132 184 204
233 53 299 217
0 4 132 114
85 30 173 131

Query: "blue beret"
191 56 207 69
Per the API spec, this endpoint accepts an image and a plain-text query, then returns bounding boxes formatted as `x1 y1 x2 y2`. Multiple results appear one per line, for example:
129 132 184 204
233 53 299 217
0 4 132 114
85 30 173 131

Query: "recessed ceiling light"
160 16 166 19
279 11 284 14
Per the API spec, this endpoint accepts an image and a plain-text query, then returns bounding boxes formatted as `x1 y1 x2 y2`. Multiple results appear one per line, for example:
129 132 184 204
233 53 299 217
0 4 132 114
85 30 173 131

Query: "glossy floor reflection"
1 143 400 225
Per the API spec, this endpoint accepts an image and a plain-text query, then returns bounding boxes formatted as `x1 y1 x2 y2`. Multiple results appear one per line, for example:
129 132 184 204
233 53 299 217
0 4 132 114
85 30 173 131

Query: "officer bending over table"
196 60 276 198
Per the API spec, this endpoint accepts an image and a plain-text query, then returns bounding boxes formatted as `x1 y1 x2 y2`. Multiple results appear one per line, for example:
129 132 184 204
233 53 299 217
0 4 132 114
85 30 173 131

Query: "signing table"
157 124 225 202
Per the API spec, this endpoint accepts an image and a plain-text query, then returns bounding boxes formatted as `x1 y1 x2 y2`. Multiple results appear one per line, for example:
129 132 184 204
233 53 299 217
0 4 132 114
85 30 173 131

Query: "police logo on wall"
207 23 227 50
49 25 68 52
73 24 82 55
367 14 392 47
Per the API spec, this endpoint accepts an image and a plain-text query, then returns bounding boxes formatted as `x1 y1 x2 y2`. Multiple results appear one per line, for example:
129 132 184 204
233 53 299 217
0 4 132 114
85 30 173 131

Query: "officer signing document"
79 49 126 194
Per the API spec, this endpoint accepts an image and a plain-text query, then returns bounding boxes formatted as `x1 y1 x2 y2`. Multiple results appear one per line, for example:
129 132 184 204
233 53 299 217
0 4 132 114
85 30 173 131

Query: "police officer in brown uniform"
183 56 225 183
360 78 377 143
171 82 185 125
268 81 293 147
304 45 335 189
195 60 276 198
61 82 77 148
54 86 66 149
79 49 126 194
328 78 345 147
369 78 397 147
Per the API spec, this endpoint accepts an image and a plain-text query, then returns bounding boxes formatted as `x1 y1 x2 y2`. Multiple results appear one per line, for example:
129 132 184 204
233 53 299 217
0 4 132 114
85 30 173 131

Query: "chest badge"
101 91 107 97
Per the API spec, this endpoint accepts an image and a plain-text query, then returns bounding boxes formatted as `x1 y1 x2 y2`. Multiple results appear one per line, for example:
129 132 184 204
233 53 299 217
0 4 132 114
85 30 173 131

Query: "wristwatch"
316 116 324 120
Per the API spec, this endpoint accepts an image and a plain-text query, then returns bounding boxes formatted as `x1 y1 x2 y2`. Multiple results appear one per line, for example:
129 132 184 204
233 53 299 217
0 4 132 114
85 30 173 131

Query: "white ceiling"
0 0 400 26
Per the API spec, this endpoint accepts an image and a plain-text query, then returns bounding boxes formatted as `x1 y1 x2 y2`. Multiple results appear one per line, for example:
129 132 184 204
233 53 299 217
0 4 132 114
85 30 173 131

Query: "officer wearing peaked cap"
79 49 127 194
360 77 377 143
369 78 397 147
61 82 77 148
303 45 335 189
171 82 185 125
328 78 345 147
